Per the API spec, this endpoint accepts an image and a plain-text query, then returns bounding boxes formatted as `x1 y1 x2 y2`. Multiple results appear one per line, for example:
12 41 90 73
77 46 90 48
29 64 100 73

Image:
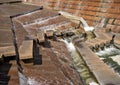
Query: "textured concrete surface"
76 42 120 85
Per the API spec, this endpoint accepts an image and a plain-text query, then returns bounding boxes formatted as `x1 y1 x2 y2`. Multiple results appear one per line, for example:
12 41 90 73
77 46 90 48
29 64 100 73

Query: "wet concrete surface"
0 39 82 85
0 2 40 48
0 1 81 84
1 0 120 85
21 40 82 85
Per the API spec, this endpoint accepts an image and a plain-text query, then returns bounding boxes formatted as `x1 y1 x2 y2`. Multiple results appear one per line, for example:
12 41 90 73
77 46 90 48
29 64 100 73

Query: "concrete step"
25 15 69 30
16 8 59 25
19 40 33 60
0 43 13 47
0 46 15 59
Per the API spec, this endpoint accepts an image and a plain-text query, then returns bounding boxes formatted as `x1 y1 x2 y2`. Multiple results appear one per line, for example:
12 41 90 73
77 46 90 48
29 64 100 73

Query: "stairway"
0 2 79 85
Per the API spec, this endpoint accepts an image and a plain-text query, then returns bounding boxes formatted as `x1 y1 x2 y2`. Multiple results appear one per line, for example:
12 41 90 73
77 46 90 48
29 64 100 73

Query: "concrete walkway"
76 42 120 85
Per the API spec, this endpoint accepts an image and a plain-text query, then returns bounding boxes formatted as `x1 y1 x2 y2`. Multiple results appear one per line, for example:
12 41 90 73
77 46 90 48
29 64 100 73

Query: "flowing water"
37 21 69 31
23 15 59 27
27 77 40 85
61 39 99 85
95 45 120 75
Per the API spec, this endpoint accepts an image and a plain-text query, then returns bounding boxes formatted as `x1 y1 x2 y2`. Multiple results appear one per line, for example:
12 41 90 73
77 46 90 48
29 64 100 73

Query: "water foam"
60 39 75 51
27 77 40 85
111 55 120 65
96 46 120 57
61 39 99 85
89 81 99 85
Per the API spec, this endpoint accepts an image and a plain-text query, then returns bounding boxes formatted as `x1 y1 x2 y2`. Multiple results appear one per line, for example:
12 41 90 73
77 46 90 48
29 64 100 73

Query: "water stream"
23 15 59 27
95 45 120 75
61 39 99 85
27 77 40 85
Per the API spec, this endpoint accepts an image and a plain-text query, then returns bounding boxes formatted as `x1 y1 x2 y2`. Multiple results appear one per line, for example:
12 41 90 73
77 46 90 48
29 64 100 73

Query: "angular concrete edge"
76 42 120 85
19 40 33 60
0 46 15 59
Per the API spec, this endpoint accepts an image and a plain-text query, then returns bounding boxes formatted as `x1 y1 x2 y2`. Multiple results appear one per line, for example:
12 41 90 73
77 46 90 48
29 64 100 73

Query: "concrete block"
19 40 33 60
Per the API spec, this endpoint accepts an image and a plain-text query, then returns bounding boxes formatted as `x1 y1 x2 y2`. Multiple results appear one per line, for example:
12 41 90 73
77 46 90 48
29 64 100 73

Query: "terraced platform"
0 2 41 54
0 0 120 85
0 2 41 45
26 0 120 33
0 1 80 84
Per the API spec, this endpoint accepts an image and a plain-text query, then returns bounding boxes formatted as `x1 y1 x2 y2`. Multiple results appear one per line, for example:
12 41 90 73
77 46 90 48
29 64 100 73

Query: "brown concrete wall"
23 0 120 33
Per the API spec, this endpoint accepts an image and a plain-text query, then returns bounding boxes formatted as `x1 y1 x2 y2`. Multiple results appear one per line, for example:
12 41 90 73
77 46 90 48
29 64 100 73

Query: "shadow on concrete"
0 59 12 85
22 58 33 63
44 39 52 48
33 40 42 65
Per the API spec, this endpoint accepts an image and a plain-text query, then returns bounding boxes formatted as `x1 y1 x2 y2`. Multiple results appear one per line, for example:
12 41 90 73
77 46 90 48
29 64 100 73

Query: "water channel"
95 44 120 76
61 39 99 85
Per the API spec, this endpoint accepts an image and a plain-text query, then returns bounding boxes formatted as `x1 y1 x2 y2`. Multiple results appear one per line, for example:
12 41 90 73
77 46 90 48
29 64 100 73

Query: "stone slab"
19 40 33 60
0 46 15 58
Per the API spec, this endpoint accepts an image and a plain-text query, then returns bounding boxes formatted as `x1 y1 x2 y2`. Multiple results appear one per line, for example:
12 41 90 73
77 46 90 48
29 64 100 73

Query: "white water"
80 17 89 27
60 39 99 85
19 72 40 85
15 11 40 19
59 11 81 21
95 45 120 76
24 16 59 27
79 17 95 32
37 21 69 31
27 77 40 85
111 55 120 65
61 39 75 51
59 11 94 32
89 82 99 85
95 46 120 57
18 72 28 85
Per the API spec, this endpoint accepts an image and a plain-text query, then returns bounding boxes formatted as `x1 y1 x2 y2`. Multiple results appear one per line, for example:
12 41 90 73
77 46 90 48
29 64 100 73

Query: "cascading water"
60 39 99 85
95 45 120 75
96 45 120 58
27 77 40 85
23 15 59 27
37 21 69 31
